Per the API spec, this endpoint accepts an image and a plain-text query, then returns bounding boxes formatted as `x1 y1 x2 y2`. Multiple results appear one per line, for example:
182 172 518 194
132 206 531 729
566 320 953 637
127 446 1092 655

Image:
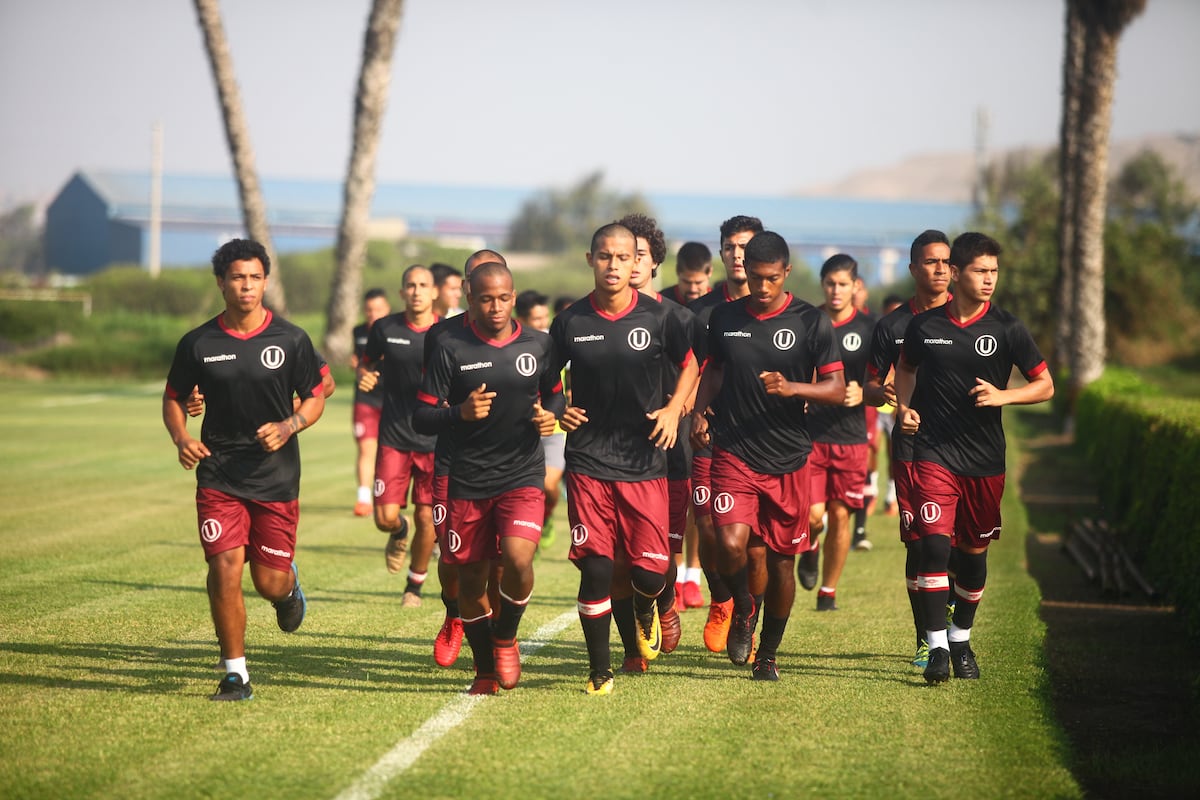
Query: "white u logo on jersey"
975 334 998 357
627 327 651 351
515 353 537 377
773 329 796 351
373 478 385 498
433 504 447 526
261 345 286 369
920 502 942 524
446 530 462 553
571 524 589 546
842 332 862 352
200 518 223 543
713 492 735 514
692 485 711 506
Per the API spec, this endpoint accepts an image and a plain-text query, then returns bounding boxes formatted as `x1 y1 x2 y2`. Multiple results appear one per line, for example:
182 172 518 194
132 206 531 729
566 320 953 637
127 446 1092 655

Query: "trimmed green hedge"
1076 368 1200 637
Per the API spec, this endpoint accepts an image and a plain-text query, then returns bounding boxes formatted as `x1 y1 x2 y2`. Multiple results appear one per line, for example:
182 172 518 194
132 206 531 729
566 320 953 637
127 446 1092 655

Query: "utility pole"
149 121 163 278
973 106 990 215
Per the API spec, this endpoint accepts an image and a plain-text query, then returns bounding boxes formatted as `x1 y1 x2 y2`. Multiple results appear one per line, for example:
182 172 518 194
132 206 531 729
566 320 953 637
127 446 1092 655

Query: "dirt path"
1017 410 1200 798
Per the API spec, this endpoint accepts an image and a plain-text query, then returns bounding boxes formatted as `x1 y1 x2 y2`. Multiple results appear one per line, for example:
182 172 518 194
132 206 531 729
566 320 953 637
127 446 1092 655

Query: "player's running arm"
647 355 699 450
162 392 211 470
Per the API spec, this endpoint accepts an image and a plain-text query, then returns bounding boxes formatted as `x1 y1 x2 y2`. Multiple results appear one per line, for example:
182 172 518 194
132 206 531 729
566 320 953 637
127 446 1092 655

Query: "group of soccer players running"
165 214 1052 701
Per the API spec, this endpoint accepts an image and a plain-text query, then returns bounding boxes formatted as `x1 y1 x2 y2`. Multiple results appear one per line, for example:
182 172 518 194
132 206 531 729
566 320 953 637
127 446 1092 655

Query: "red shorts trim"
865 405 879 449
668 478 691 555
690 455 712 515
432 473 449 541
442 485 545 565
911 461 1005 548
807 441 868 509
893 458 919 542
566 473 670 574
710 449 811 556
374 446 434 508
353 402 381 441
196 487 298 572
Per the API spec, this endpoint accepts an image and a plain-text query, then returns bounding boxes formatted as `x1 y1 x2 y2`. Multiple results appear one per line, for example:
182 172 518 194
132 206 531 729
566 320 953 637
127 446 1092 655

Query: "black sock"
719 566 752 615
611 596 639 658
657 582 676 615
854 505 867 534
441 593 460 619
757 614 789 660
492 595 527 643
579 605 612 674
462 615 494 674
704 568 732 603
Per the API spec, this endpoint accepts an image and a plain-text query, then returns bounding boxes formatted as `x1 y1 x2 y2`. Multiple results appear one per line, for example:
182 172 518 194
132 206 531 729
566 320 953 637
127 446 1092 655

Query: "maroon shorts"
893 458 919 542
195 487 298 572
566 472 670 574
442 485 544 566
911 460 1005 548
807 441 868 509
353 402 381 441
668 478 691 555
374 446 434 508
690 454 713 515
432 472 449 542
710 449 811 556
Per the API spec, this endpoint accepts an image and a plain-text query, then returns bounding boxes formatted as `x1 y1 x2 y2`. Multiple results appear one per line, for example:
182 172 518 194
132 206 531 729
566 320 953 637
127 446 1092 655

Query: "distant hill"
798 132 1200 203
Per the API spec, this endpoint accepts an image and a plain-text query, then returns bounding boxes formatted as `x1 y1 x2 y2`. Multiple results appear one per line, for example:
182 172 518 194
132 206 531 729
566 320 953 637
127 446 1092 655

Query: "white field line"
333 609 577 800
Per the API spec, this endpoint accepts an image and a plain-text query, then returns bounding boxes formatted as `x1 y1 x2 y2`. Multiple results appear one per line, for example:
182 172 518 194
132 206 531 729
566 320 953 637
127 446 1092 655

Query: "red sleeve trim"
309 382 325 398
416 390 440 406
165 383 181 400
1026 360 1049 378
817 360 844 376
677 349 695 371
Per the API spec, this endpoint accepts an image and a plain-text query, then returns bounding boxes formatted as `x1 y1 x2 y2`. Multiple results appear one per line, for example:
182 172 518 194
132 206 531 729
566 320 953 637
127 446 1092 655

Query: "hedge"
1075 368 1200 637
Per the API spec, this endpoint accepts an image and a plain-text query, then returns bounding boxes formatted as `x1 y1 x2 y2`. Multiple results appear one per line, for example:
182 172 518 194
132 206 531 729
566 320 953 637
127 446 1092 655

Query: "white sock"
927 630 949 650
948 624 971 643
685 567 702 585
885 480 897 505
224 656 249 683
357 486 371 504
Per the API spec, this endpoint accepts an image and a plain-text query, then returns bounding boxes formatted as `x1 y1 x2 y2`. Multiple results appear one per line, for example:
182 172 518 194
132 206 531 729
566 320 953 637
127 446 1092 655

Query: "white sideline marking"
333 610 577 800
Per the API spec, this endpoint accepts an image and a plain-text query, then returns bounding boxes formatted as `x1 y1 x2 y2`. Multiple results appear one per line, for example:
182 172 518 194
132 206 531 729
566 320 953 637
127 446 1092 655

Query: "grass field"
0 380 1081 799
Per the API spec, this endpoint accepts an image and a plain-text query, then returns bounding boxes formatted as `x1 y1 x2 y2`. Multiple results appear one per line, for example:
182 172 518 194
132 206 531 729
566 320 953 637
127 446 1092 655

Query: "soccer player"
426 249 508 668
800 254 875 612
691 231 844 681
662 241 713 305
550 222 698 695
875 293 906 518
863 230 952 668
894 232 1053 684
414 262 564 695
516 289 563 549
357 266 439 606
162 238 326 701
430 262 464 318
613 211 689 669
688 215 762 653
351 288 391 516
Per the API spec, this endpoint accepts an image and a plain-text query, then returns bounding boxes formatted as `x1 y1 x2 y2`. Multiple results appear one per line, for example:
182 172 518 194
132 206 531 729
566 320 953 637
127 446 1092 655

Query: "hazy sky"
2 0 1197 208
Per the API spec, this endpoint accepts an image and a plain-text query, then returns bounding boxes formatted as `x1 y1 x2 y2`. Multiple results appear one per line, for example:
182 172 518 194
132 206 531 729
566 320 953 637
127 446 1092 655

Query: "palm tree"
1061 0 1146 405
323 0 406 365
1053 0 1084 374
193 0 286 313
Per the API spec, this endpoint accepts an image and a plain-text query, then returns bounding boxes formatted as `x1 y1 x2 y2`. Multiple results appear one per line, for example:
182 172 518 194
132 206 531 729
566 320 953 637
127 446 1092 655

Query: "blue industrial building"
44 170 973 284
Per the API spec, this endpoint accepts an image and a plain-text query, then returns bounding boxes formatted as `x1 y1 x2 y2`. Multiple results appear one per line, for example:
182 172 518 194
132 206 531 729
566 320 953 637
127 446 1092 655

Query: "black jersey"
688 281 744 366
424 314 472 477
807 308 875 445
353 322 384 408
901 301 1048 477
165 311 324 502
550 289 695 482
659 292 700 479
866 298 925 463
417 320 563 499
706 294 842 475
363 312 438 453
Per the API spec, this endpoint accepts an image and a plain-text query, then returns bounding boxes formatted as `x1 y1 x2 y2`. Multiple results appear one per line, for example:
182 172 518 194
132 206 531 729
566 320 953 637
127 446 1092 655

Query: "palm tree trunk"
1066 0 1146 398
1054 0 1084 375
193 0 286 313
323 0 406 365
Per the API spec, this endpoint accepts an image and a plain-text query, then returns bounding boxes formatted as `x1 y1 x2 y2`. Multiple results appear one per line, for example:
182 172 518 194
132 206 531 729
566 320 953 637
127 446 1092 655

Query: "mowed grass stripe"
0 381 1081 800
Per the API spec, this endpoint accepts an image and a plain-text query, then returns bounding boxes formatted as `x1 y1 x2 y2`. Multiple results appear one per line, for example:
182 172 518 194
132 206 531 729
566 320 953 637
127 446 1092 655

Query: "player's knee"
577 555 613 600
920 534 952 571
954 548 987 589
630 565 665 598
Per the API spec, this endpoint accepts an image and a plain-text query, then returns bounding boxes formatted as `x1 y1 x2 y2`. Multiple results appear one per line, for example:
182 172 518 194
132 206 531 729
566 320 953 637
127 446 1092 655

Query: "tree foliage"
0 205 43 275
507 171 655 252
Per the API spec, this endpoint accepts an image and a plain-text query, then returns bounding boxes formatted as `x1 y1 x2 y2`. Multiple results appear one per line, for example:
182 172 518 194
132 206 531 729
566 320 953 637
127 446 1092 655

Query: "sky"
2 0 1198 209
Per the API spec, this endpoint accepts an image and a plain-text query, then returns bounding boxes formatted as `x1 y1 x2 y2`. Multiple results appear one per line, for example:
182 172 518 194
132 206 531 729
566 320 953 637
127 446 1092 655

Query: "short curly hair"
212 238 270 278
618 212 668 266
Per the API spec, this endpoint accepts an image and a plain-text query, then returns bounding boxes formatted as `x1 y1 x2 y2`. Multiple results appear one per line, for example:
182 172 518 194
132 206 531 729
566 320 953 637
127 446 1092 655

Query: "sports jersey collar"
944 300 990 328
404 313 438 333
830 306 859 328
468 317 522 347
589 288 638 321
747 292 792 321
218 309 272 340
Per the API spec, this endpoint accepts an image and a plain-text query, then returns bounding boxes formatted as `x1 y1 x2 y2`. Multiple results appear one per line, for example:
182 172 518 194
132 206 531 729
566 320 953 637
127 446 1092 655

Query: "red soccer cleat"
468 673 499 695
682 581 705 609
493 638 521 690
660 606 682 654
434 616 464 667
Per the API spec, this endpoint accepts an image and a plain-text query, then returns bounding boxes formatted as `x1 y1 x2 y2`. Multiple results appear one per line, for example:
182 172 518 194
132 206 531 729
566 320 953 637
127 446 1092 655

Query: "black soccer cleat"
210 672 253 701
797 548 819 591
950 640 980 679
273 562 307 633
924 647 951 684
726 602 755 666
751 656 780 682
816 593 839 612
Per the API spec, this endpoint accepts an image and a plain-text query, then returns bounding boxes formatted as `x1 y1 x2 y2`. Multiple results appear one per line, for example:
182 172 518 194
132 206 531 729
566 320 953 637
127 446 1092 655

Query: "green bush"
85 265 221 317
1076 368 1200 638
0 298 87 344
